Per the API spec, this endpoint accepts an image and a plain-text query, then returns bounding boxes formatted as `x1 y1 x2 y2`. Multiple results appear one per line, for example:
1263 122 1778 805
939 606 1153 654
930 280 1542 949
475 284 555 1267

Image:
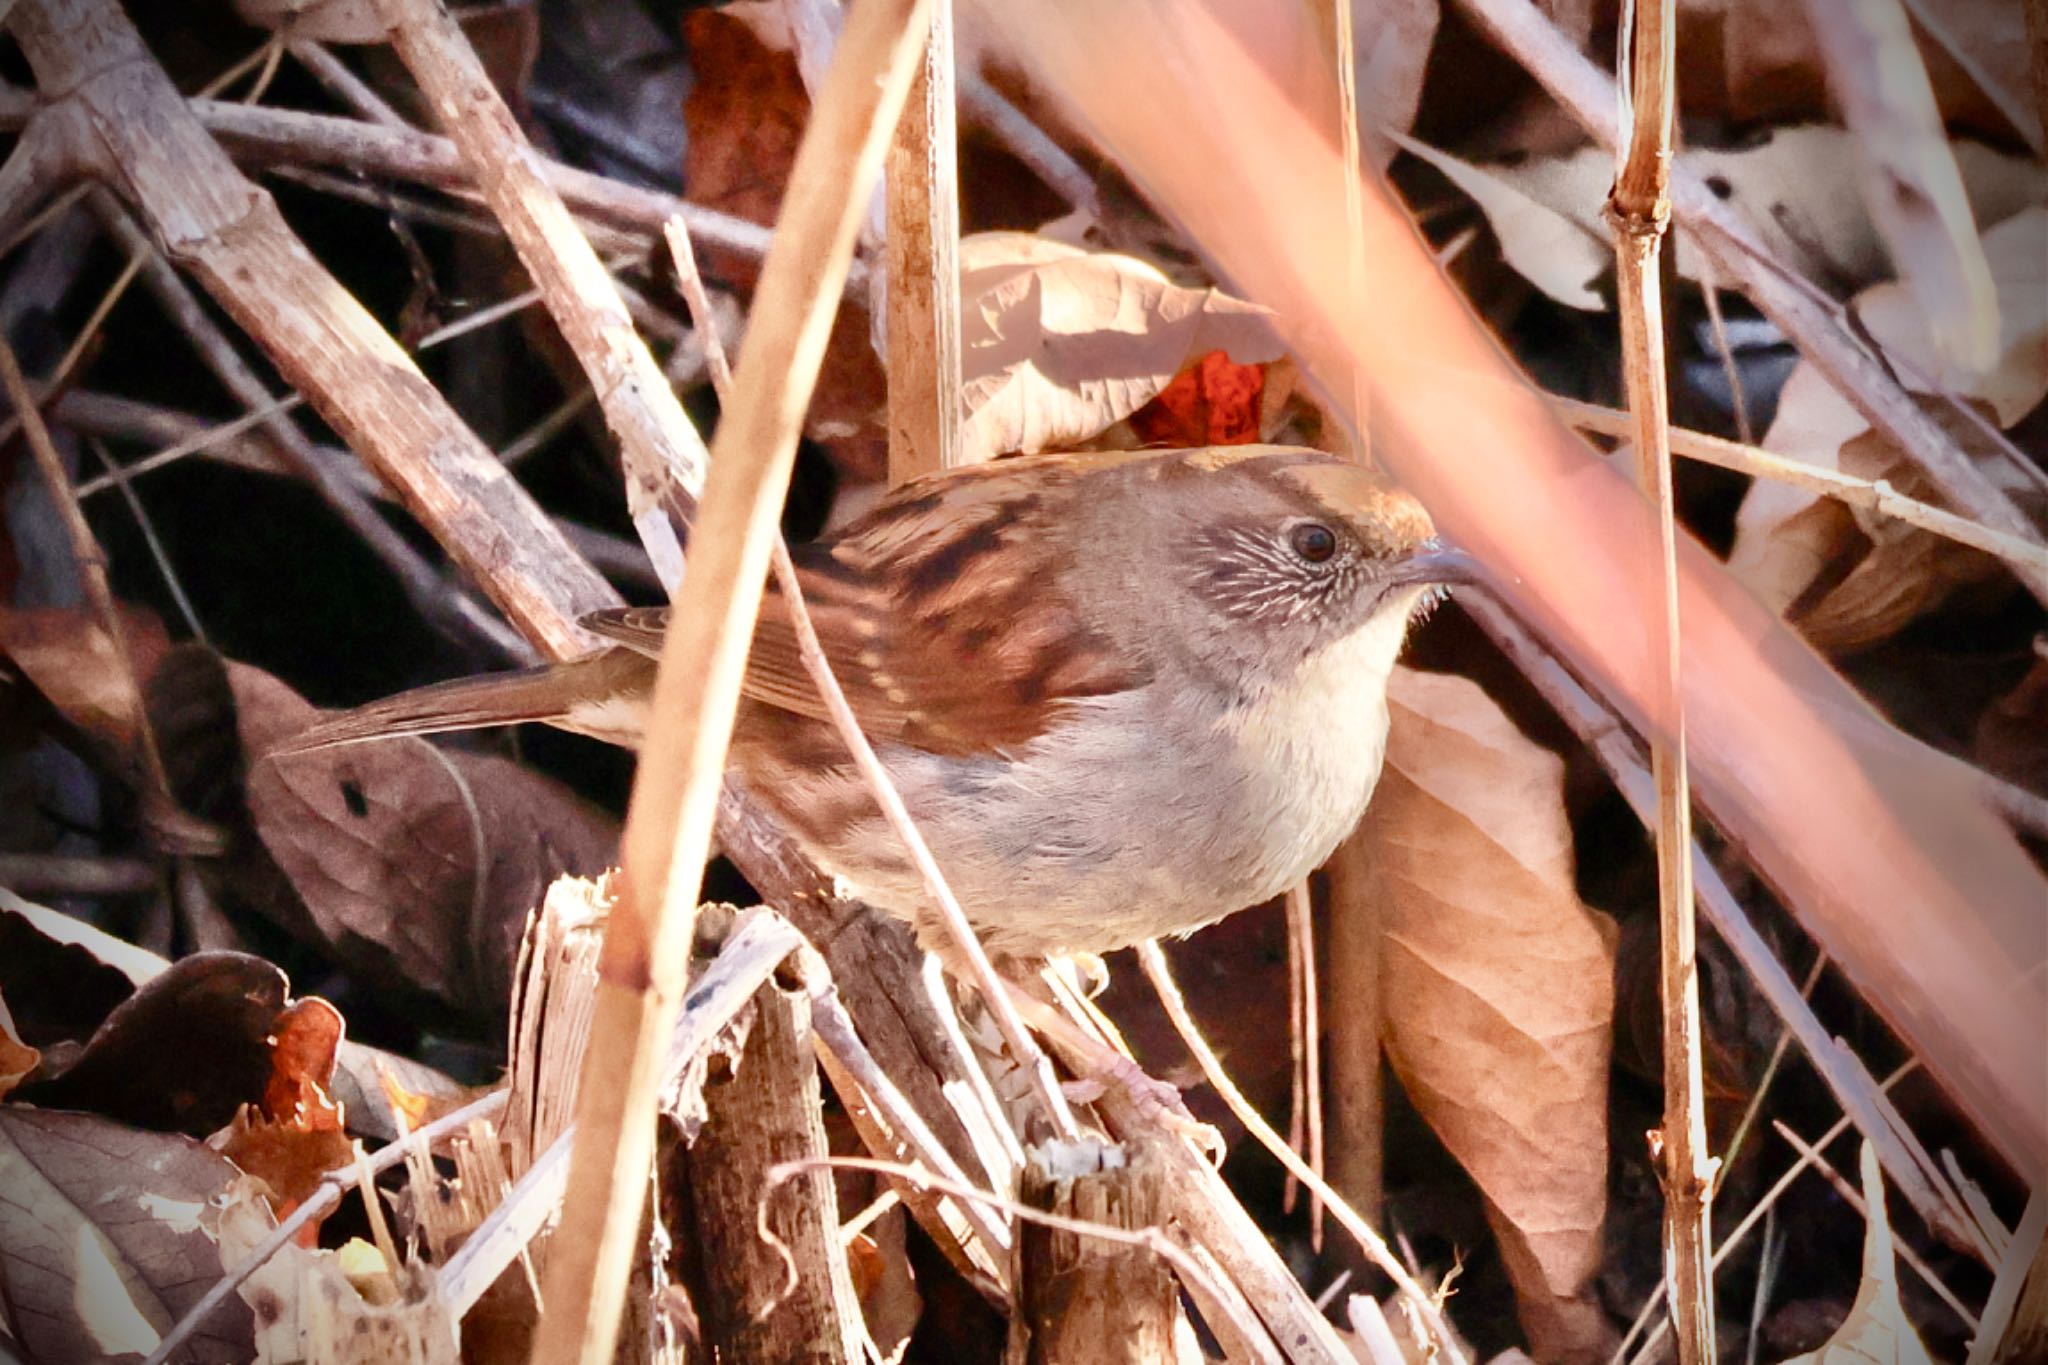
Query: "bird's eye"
1289 522 1338 563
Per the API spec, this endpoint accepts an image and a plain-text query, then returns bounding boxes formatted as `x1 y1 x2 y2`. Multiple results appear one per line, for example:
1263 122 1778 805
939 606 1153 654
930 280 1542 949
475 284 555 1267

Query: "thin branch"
667 213 1076 1141
1771 1123 1979 1331
1551 394 2048 579
0 333 182 817
1607 0 1715 1348
1618 1063 1918 1363
529 1 934 1356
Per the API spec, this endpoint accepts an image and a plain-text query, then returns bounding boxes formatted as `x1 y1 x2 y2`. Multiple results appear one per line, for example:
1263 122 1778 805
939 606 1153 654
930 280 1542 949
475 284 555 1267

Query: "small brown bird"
287 446 1473 958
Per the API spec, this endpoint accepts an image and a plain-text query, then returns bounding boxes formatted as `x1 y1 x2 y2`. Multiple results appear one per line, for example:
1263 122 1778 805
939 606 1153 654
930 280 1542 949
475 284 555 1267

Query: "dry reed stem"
530 3 933 1356
1137 941 1468 1364
1615 1059 1912 1363
884 0 964 483
1454 0 2048 608
1280 882 1325 1246
666 215 1075 1139
1968 1185 2048 1365
1607 0 1716 1351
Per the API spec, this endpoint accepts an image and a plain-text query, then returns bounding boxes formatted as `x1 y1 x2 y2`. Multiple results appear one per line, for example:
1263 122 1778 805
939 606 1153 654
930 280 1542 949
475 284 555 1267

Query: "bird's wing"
580 455 1150 756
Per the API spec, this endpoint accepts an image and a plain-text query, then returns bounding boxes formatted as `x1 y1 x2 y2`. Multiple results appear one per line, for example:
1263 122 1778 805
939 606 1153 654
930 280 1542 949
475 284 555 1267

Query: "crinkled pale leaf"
1390 131 1608 310
1801 0 2000 380
212 1173 459 1364
1858 207 2048 426
1483 129 2044 297
1784 1144 1936 1365
1358 667 1617 1363
1730 207 2048 646
0 1108 256 1364
957 232 1285 461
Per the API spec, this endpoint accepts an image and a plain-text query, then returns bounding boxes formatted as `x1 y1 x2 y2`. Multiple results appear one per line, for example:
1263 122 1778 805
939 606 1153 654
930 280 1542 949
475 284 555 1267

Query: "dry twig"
1605 0 1715 1349
528 2 934 1356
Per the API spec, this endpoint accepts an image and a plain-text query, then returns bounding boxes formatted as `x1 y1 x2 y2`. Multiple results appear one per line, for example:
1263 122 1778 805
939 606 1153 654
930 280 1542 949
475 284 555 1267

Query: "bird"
283 445 1474 959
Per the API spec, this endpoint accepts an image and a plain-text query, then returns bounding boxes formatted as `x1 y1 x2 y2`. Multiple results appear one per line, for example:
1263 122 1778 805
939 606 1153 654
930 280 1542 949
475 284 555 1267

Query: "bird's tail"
274 648 651 754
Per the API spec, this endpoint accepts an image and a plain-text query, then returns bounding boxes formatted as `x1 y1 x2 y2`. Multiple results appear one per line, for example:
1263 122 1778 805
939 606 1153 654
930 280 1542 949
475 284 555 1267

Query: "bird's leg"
997 971 1223 1163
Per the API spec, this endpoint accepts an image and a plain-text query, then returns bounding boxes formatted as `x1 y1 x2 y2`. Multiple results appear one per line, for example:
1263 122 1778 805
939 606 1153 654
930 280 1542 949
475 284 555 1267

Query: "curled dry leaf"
1356 666 1617 1364
0 602 170 759
1800 0 2000 381
0 1107 257 1364
1389 129 1609 311
1475 128 2043 304
148 648 618 1025
0 987 37 1102
957 231 1286 462
681 6 890 480
1730 206 2048 649
16 951 290 1137
1783 1143 1937 1365
210 996 352 1230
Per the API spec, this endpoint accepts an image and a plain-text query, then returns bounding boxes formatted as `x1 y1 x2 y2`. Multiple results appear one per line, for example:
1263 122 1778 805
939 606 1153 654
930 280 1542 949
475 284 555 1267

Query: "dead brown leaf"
145 647 617 1025
211 996 352 1229
1357 666 1617 1364
0 602 170 758
0 987 38 1102
958 232 1285 462
1730 206 2047 648
1682 0 2038 150
0 1107 258 1364
16 952 288 1135
681 8 807 281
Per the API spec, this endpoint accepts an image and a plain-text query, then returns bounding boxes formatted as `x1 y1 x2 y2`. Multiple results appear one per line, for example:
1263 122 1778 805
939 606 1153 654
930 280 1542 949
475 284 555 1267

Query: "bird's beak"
1385 541 1482 590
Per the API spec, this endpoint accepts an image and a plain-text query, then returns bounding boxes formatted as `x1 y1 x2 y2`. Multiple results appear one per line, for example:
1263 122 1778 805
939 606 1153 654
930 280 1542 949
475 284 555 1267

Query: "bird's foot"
1061 1056 1223 1165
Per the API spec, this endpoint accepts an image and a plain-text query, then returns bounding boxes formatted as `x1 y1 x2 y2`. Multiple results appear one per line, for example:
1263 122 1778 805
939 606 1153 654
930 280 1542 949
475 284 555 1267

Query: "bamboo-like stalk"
1605 0 1715 1355
527 1 933 1359
884 0 964 483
